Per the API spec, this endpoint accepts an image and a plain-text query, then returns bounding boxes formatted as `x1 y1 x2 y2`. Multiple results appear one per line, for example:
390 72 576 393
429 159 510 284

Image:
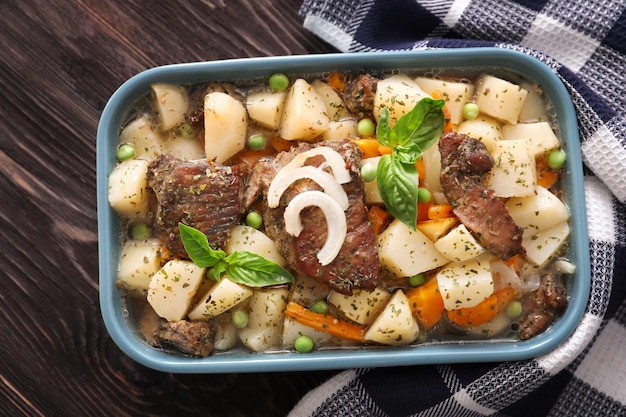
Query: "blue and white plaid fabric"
291 1 626 416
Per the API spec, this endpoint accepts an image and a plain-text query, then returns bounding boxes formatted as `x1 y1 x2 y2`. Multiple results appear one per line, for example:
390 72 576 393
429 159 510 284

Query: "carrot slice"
327 71 345 91
367 205 391 235
415 157 426 183
431 90 453 132
417 202 431 222
428 204 455 220
354 138 382 159
536 155 560 188
284 302 366 341
446 286 516 328
229 147 274 169
406 278 445 329
270 136 296 153
378 144 393 155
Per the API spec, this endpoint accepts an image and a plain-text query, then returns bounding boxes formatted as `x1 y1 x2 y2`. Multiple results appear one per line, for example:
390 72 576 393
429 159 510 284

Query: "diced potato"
246 90 286 130
362 156 383 205
373 74 429 126
434 223 485 262
322 119 358 141
523 221 570 266
289 274 331 306
238 286 290 352
417 217 459 242
118 115 162 161
421 142 443 195
147 260 205 321
213 314 240 351
377 219 449 278
161 135 204 160
456 115 502 153
187 277 254 320
363 290 420 346
501 122 560 157
436 254 493 310
312 79 350 121
518 81 550 123
328 287 391 325
414 77 475 125
505 186 570 238
474 74 528 124
151 83 189 131
204 92 247 163
280 78 329 141
282 316 332 348
108 159 151 219
488 138 536 198
224 225 286 266
117 238 163 295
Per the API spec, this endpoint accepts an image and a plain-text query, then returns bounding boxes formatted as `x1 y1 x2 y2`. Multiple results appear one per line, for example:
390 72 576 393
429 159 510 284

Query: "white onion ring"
282 147 351 184
267 166 349 210
283 191 347 266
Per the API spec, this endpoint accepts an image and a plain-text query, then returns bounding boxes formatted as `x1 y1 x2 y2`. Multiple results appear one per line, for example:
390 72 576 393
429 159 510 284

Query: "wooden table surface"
0 1 341 415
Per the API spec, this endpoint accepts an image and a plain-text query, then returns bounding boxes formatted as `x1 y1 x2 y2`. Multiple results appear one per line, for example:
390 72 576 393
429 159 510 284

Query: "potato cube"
161 135 205 161
488 138 536 198
118 115 163 161
414 77 475 125
436 254 494 310
204 92 247 163
238 287 290 352
377 219 449 278
322 119 358 141
108 159 151 219
505 186 570 238
147 260 205 321
289 274 331 306
361 157 383 205
328 287 391 325
312 79 350 121
224 225 286 267
475 74 528 124
523 221 570 266
456 115 502 153
282 316 332 348
117 238 163 295
434 223 485 262
246 90 286 130
373 74 429 126
363 290 420 346
501 122 560 157
187 277 253 320
280 78 329 141
151 83 189 131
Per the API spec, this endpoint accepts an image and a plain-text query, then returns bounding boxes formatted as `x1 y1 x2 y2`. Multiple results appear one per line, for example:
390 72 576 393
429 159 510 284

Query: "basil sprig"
376 98 445 230
178 223 294 287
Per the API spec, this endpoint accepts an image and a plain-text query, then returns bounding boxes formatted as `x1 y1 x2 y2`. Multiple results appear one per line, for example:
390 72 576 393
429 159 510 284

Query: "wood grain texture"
0 1 339 415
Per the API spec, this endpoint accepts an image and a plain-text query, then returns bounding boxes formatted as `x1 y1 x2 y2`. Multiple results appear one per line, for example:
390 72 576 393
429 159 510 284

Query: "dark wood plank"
0 1 339 415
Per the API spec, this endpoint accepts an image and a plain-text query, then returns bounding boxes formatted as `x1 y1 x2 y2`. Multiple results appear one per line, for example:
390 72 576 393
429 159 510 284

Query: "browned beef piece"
245 140 379 295
518 273 568 340
147 154 245 257
152 319 216 357
342 72 379 117
439 132 524 260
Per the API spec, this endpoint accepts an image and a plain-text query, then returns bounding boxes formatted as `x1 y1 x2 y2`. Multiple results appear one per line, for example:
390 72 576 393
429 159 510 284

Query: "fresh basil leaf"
376 154 419 230
208 261 229 282
178 222 226 268
224 251 294 287
394 143 423 165
375 108 397 148
393 98 445 148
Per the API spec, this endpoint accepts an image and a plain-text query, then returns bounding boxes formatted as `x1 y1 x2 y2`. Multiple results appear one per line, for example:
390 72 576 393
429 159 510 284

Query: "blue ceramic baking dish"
97 48 590 373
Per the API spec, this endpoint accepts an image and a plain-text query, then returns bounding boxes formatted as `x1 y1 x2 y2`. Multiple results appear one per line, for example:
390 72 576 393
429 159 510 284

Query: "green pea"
506 300 523 319
268 73 290 92
131 223 150 240
232 310 249 329
357 118 376 137
417 187 431 204
408 273 425 287
177 121 196 139
462 102 480 120
248 133 266 151
360 162 377 182
310 300 329 315
117 144 136 161
547 149 566 170
245 211 263 229
294 335 314 353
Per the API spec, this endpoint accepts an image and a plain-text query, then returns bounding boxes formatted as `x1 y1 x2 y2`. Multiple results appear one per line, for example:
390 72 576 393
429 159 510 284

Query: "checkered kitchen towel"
290 1 626 416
